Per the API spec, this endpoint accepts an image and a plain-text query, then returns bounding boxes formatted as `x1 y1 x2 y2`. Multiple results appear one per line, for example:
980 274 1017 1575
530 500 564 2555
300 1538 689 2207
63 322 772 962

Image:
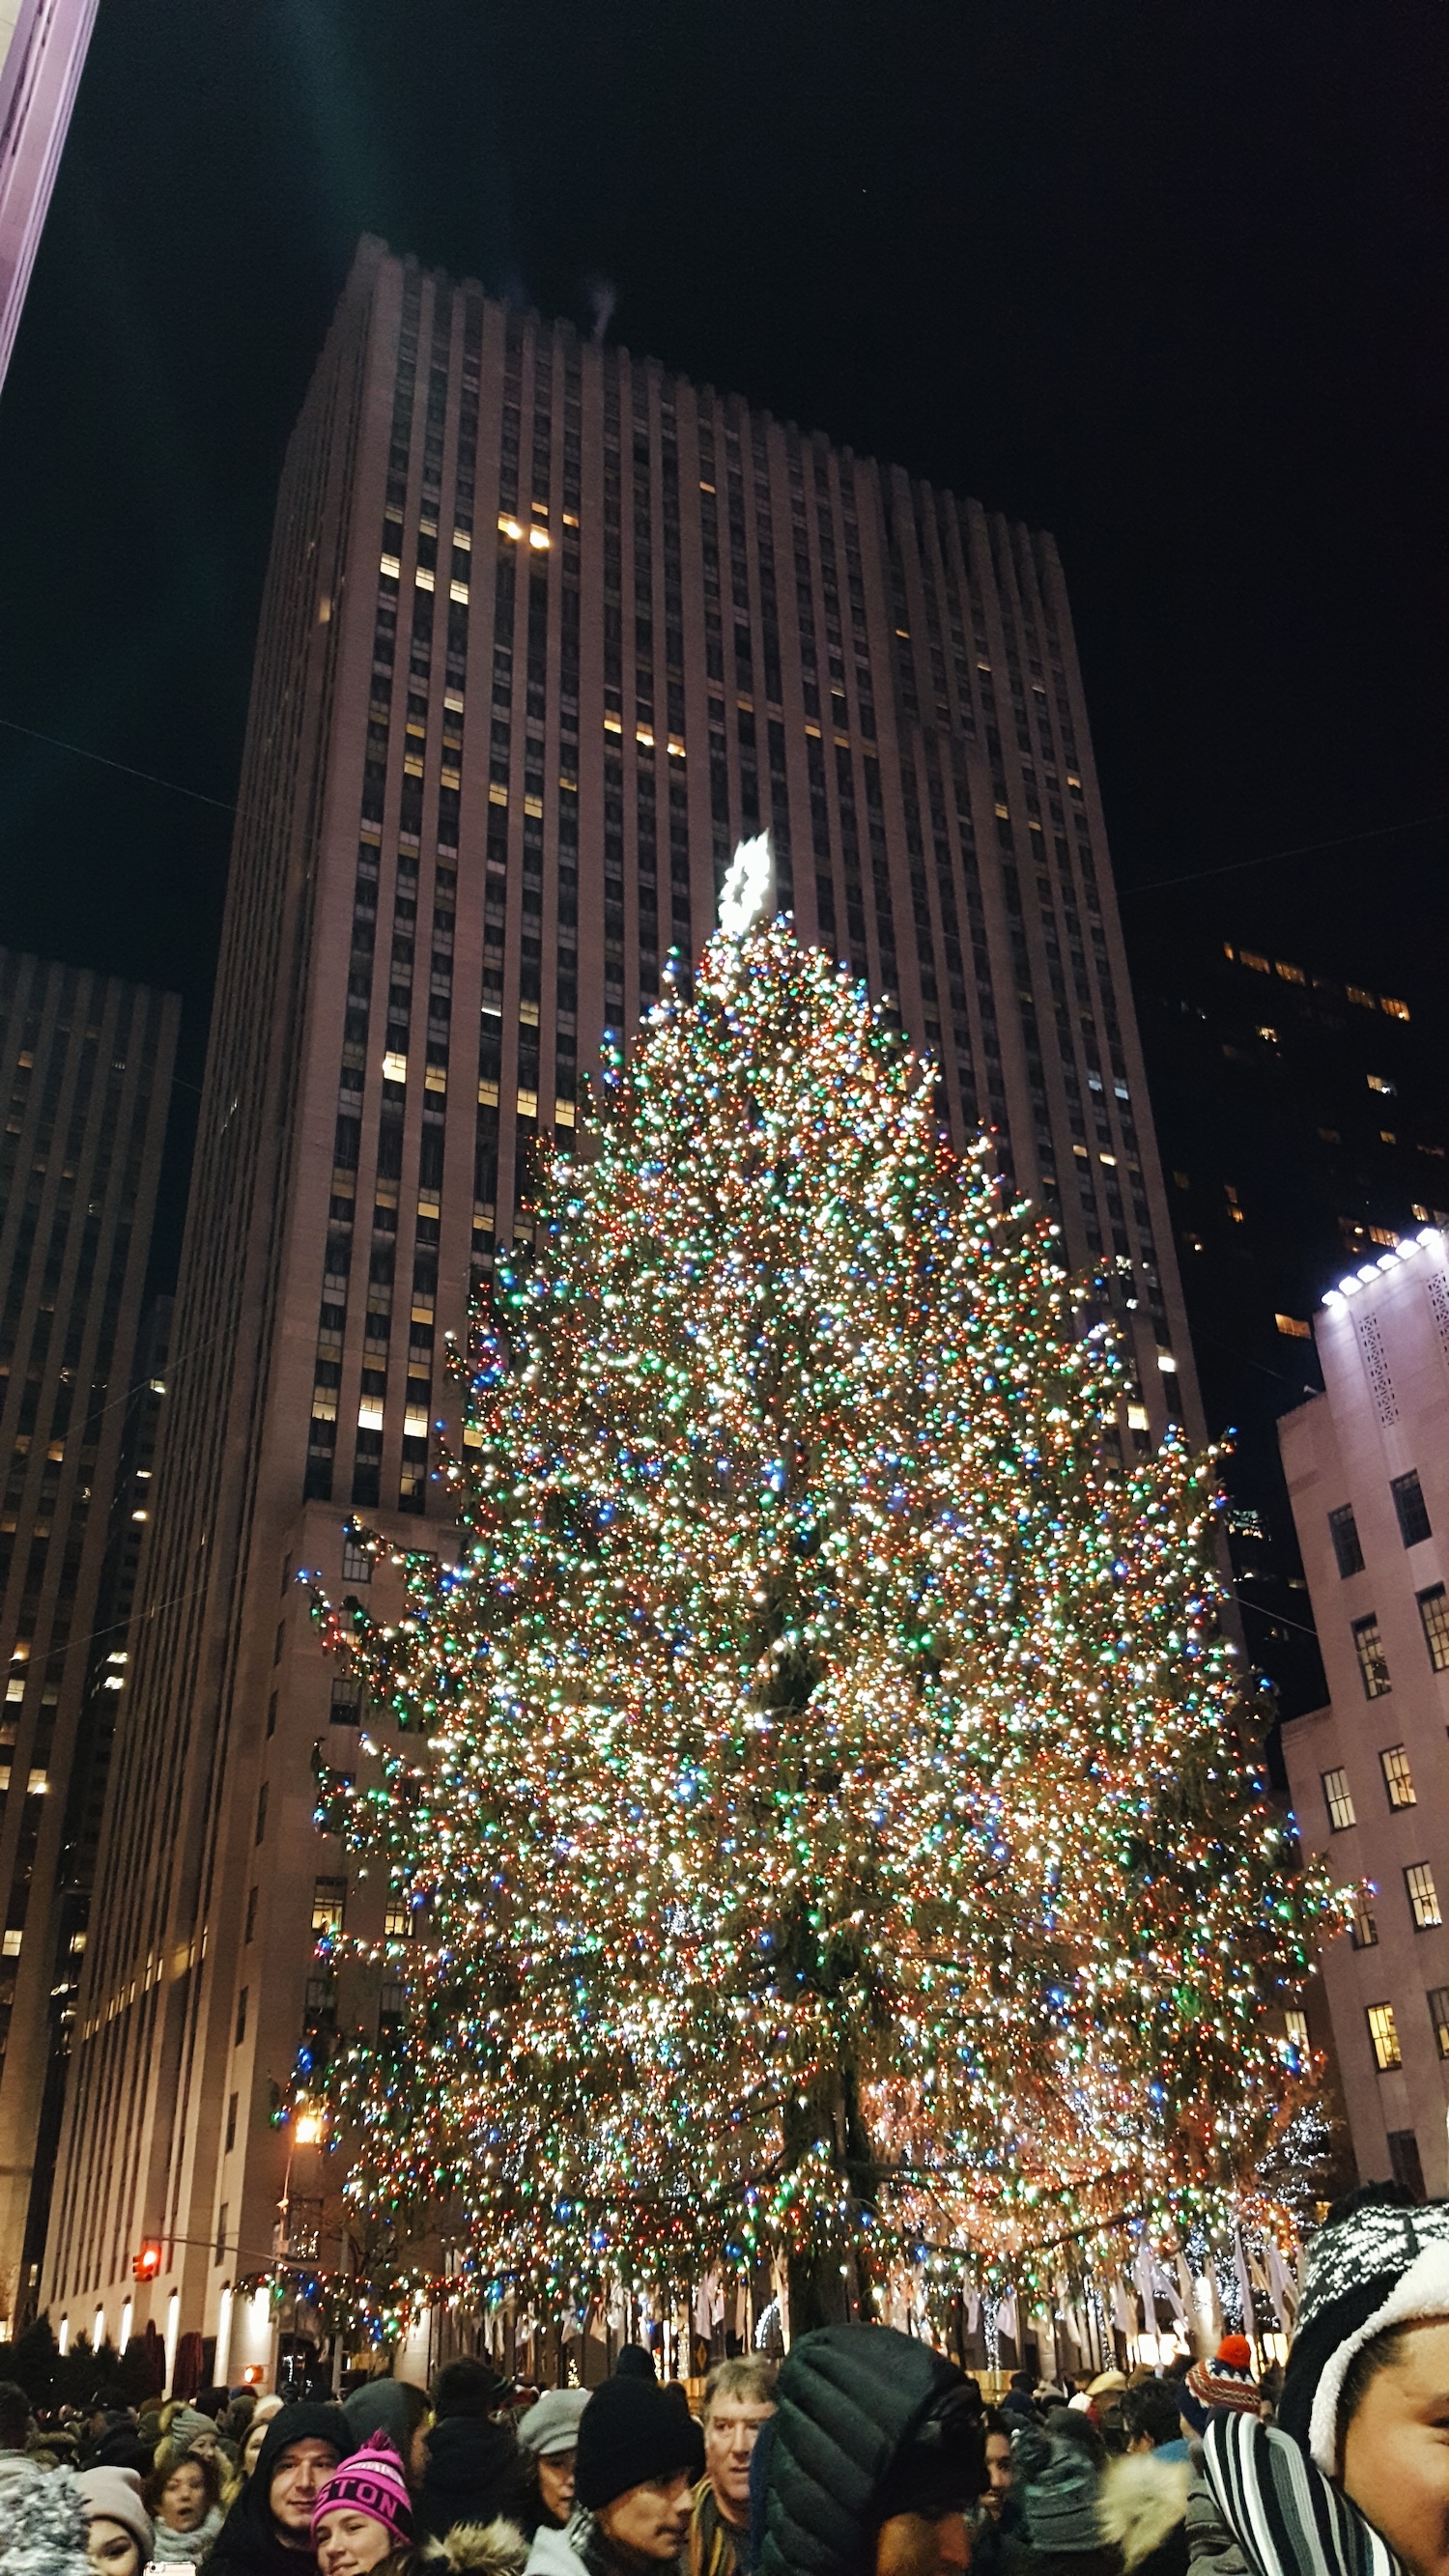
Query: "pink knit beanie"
311 2436 413 2547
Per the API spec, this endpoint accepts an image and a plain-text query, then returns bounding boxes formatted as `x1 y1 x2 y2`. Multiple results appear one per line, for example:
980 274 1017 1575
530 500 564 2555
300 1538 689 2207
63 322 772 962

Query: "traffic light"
132 2238 162 2281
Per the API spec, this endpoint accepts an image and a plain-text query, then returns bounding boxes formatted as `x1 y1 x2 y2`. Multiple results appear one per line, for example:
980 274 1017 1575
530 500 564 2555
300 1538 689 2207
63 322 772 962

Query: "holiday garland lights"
309 918 1346 2335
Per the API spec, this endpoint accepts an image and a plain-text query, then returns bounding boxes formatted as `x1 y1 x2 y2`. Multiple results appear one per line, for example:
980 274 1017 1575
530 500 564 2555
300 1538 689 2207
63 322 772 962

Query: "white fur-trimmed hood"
1098 2450 1190 2571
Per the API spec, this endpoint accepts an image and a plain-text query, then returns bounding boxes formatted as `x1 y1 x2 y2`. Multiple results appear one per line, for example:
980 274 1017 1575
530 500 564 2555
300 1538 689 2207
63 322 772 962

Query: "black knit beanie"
1279 2183 1449 2473
574 2376 704 2510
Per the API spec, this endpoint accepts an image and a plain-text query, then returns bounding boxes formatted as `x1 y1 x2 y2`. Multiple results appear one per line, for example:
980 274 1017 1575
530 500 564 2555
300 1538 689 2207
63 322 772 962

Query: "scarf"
1197 2409 1405 2576
690 2479 744 2576
153 2503 227 2562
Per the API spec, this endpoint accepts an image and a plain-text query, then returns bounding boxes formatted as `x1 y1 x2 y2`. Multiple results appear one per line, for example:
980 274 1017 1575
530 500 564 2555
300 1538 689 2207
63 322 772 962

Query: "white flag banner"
1264 2239 1297 2330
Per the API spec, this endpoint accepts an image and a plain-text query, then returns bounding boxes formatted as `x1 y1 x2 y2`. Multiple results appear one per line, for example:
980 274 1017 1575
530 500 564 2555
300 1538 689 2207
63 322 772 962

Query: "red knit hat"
311 2437 413 2547
1179 2335 1261 2432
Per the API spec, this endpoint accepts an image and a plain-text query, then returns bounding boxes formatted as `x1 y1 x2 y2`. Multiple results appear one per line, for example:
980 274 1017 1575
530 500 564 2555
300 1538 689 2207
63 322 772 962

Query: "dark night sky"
0 0 1443 1288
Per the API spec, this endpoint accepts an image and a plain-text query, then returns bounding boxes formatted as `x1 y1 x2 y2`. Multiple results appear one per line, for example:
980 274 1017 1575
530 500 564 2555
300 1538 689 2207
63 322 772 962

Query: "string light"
307 920 1347 2338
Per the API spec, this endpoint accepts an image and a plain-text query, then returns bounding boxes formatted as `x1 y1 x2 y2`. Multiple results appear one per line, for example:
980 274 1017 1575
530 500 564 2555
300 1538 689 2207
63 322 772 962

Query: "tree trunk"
782 2060 879 2336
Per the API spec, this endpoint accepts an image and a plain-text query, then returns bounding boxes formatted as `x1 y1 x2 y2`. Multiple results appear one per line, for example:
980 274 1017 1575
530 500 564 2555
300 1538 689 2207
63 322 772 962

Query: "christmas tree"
312 908 1342 2336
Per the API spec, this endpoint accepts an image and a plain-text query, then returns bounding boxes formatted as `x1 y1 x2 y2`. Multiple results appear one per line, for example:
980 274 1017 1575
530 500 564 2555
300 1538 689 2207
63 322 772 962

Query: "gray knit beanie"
1015 2421 1106 2554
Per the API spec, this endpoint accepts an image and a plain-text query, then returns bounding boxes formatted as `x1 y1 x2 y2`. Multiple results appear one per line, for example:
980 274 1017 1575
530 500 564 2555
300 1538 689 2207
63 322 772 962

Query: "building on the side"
1140 935 1449 1721
0 0 100 391
0 953 177 2331
1280 1229 1449 2198
43 236 1200 2379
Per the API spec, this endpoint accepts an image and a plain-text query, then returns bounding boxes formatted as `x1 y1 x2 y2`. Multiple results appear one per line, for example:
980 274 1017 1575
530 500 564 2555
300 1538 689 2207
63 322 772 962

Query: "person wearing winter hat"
1188 2183 1449 2576
342 2381 432 2490
515 2391 590 2542
1175 2339 1260 2439
1009 2413 1121 2576
537 2375 705 2576
1 2462 92 2576
311 2436 414 2576
613 2347 660 2385
758 2321 985 2576
209 2401 351 2576
76 2464 156 2576
415 2408 524 2547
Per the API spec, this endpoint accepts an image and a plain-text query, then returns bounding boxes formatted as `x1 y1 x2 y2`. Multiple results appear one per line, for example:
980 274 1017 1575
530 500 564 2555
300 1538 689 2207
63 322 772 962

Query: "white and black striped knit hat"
1279 2184 1449 2473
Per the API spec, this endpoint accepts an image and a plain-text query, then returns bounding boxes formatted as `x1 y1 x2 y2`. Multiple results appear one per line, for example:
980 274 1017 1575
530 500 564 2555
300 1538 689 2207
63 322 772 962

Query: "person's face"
537 2449 577 2524
980 2433 1012 2517
188 2426 219 2460
1341 2320 1449 2576
597 2471 695 2562
243 2419 269 2477
86 2519 142 2576
315 2508 394 2576
875 2510 971 2576
161 2462 210 2530
408 2414 431 2484
270 2440 341 2542
704 2400 775 2522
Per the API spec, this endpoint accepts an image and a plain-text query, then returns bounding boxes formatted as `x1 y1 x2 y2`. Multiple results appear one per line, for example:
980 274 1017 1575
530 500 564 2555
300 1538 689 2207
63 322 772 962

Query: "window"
1367 2002 1402 2070
329 1677 361 1725
1350 1901 1378 1950
225 2091 238 2153
1284 2009 1309 2052
1381 1746 1417 1808
214 2203 229 2266
384 1889 413 1939
1275 1314 1311 1339
1392 1470 1433 1548
244 1885 258 1944
1418 1584 1449 1672
235 1987 248 2047
1406 1862 1441 1929
1388 2132 1426 2199
254 1781 268 1843
342 1536 372 1584
1322 1768 1357 1831
1353 1615 1391 1699
311 1876 347 1939
1329 1505 1364 1578
1428 1988 1449 2059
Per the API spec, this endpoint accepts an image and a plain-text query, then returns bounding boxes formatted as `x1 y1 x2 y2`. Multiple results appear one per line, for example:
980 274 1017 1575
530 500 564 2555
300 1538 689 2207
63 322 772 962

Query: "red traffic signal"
132 2238 162 2280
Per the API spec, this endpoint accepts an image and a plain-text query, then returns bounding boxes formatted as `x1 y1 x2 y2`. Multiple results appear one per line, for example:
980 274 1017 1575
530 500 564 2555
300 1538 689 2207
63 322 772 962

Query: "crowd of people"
3 2185 1448 2576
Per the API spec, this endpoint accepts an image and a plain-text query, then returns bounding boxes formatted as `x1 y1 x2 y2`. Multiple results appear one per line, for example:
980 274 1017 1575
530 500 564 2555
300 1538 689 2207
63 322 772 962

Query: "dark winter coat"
417 2417 527 2546
208 2401 351 2576
758 2323 981 2576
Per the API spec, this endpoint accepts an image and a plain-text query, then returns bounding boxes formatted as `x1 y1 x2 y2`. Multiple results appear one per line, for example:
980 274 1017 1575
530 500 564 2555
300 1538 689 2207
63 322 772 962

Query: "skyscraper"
0 951 176 2332
0 0 100 392
43 238 1197 2374
1280 1231 1449 2198
1141 933 1445 1720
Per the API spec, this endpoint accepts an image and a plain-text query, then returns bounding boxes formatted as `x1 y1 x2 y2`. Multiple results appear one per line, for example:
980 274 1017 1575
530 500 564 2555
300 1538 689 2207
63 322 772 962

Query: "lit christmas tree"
312 900 1342 2339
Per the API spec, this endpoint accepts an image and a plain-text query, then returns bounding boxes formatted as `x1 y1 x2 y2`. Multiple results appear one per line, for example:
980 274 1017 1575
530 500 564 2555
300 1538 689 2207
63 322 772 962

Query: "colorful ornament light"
309 918 1345 2333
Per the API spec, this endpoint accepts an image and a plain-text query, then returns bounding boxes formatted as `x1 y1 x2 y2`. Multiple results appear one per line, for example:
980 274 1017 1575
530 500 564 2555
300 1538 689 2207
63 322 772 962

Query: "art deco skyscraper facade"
0 0 100 391
44 238 1195 2370
0 951 176 2330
